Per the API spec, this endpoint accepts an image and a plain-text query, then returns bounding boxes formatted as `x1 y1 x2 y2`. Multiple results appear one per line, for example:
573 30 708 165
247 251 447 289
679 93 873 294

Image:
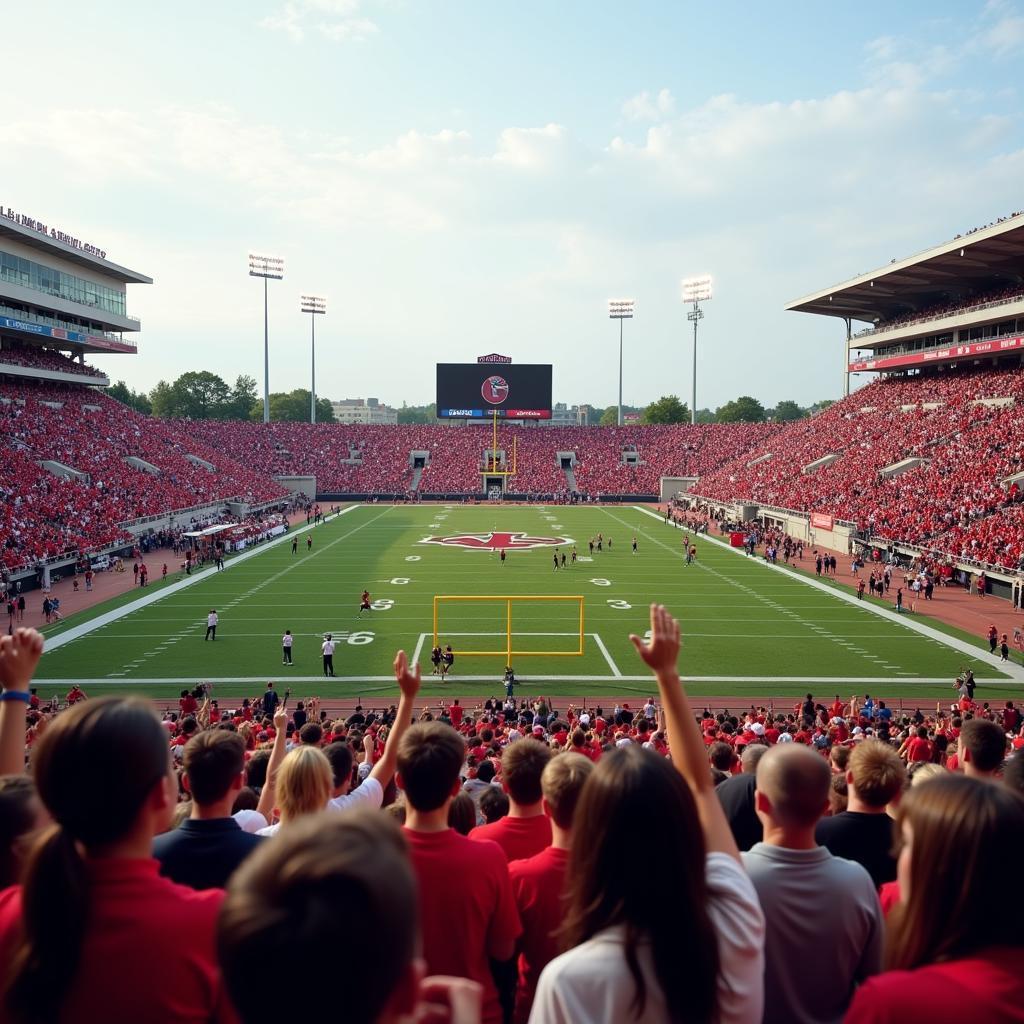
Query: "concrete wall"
274 475 316 499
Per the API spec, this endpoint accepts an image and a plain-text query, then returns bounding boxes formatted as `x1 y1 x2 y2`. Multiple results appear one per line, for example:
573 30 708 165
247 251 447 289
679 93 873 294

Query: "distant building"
330 397 398 425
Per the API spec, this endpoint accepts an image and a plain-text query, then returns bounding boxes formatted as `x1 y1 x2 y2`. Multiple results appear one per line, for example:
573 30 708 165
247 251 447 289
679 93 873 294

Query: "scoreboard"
436 363 552 419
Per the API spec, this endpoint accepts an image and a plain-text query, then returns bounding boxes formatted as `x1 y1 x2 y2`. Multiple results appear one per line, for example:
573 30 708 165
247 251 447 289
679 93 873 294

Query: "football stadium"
3 4 1024 1022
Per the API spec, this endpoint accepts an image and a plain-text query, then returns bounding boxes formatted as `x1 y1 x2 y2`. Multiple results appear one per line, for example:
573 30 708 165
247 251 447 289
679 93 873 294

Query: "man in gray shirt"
743 745 882 1024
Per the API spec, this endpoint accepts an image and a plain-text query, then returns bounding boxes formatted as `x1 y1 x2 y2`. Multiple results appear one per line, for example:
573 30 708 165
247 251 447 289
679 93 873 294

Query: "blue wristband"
0 691 31 703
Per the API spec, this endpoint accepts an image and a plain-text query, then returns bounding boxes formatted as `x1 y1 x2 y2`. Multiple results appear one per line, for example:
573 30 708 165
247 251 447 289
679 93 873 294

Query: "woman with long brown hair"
529 605 764 1024
0 697 232 1023
845 773 1024 1021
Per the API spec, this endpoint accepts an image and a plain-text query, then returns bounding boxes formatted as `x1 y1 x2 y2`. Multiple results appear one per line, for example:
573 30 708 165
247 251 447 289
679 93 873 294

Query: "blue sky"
3 0 1024 410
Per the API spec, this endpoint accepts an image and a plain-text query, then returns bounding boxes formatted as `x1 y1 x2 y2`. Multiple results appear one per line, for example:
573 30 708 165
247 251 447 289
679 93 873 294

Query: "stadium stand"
0 342 107 379
694 366 1024 561
0 379 288 570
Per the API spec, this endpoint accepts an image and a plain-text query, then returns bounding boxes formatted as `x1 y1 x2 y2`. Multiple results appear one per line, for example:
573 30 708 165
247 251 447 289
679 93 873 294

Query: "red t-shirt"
470 814 552 863
0 858 232 1024
905 737 933 762
845 947 1024 1023
403 828 521 1024
508 846 569 1024
878 880 901 917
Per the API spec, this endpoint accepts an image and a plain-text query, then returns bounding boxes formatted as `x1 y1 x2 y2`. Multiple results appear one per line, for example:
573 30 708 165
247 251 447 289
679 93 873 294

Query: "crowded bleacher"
0 377 288 571
0 343 107 380
694 365 1024 567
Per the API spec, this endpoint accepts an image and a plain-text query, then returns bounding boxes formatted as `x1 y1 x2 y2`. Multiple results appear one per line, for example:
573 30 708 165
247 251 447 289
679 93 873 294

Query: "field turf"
33 504 1020 704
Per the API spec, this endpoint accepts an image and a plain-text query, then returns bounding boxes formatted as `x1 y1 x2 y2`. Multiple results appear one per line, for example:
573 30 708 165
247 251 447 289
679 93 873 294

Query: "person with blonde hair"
257 746 332 836
846 774 1024 1021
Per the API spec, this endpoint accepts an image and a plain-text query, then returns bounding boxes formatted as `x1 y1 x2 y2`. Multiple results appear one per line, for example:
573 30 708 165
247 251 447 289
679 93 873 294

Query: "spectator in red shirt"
845 774 1024 1023
470 738 553 862
900 727 934 764
509 752 593 1023
398 721 521 1024
0 695 232 1023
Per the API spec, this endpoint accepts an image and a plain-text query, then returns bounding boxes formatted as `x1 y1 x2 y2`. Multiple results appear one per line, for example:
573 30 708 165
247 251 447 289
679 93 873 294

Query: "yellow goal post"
433 595 585 660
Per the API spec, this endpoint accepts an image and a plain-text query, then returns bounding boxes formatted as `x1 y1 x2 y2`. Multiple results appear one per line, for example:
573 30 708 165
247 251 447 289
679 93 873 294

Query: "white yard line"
38 675 986 686
44 506 364 654
592 633 623 677
630 505 1024 682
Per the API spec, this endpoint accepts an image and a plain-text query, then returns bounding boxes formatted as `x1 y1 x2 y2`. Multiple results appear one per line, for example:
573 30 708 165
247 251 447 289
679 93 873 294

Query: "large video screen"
436 363 552 419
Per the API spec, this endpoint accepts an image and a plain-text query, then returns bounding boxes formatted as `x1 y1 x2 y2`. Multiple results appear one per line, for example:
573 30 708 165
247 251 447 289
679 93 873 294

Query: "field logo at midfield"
421 531 569 551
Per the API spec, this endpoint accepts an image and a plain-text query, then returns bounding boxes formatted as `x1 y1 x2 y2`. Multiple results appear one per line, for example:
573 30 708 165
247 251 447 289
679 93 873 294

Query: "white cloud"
259 0 377 42
622 88 676 122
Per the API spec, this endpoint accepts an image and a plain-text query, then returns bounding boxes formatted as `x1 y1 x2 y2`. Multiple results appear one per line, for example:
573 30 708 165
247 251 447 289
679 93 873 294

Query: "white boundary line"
42 506 363 653
411 631 622 677
37 675 981 686
630 505 1024 682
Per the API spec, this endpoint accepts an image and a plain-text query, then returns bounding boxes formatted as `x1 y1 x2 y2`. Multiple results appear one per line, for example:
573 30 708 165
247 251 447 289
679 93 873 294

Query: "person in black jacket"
153 731 262 889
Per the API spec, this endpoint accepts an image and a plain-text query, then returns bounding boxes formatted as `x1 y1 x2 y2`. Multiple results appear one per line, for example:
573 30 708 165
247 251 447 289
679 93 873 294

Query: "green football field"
33 503 1021 704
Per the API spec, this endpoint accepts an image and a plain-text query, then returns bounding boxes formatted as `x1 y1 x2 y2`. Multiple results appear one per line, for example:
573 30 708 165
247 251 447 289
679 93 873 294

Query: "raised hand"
393 649 422 700
628 604 681 675
0 628 44 693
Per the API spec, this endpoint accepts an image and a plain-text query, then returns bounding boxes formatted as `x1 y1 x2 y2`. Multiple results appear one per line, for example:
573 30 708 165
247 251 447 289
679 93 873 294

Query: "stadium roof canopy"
0 217 151 284
786 212 1024 325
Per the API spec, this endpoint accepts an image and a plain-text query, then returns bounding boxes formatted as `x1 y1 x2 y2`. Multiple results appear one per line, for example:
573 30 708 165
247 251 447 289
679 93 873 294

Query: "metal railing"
854 292 1024 340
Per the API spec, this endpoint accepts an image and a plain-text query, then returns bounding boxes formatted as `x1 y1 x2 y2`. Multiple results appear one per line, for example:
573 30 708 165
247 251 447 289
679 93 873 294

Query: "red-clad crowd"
0 379 287 570
2 609 1024 1024
856 282 1024 338
696 366 1024 566
180 420 785 499
0 343 107 379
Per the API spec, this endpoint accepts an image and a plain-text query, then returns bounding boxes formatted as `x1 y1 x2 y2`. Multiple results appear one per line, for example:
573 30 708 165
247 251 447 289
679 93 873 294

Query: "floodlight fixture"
682 275 712 425
608 299 636 426
301 295 327 423
248 252 285 423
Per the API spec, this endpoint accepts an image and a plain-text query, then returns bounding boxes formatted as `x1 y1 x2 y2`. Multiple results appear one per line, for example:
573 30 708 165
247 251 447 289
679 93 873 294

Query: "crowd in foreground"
1 610 1023 1024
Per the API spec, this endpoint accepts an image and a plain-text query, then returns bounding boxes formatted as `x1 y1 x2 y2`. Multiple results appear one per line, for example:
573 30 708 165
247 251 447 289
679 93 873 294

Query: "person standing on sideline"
322 633 336 677
205 609 218 641
291 536 298 555
306 535 313 551
282 630 294 666
744 744 882 1023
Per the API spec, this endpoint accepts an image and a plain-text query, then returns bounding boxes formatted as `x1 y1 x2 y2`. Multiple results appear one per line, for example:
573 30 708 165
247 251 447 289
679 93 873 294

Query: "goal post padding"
433 595 584 658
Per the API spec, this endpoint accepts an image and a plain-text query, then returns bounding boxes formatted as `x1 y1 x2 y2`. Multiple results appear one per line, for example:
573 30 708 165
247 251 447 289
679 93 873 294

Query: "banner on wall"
810 512 835 531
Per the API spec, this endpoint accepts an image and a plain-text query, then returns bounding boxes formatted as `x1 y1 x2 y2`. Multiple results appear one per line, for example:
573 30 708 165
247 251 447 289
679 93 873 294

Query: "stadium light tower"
681 275 712 425
608 299 635 426
300 295 327 423
248 252 285 423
